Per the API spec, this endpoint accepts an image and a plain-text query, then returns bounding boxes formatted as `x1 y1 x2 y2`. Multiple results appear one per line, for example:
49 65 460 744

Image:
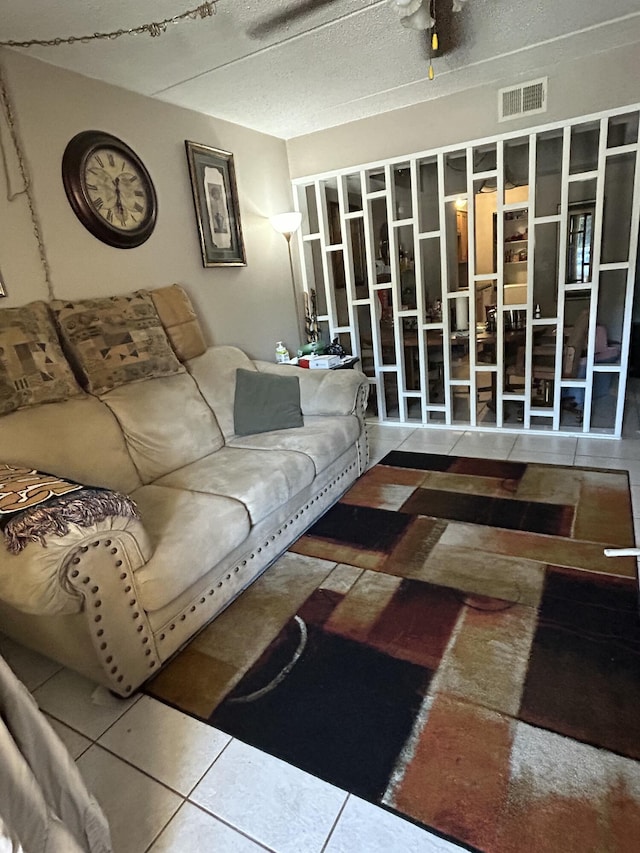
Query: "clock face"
62 131 157 248
84 148 149 232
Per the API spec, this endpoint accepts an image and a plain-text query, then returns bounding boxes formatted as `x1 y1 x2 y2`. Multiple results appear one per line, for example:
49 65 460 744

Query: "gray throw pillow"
233 368 303 436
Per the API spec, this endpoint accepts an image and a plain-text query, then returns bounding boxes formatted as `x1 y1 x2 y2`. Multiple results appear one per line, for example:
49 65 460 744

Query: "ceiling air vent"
498 77 547 122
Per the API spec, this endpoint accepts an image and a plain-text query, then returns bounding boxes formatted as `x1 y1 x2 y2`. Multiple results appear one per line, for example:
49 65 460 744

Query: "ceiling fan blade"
247 0 342 39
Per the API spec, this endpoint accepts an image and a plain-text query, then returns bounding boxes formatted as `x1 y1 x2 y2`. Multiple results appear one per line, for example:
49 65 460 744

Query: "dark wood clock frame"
61 130 157 249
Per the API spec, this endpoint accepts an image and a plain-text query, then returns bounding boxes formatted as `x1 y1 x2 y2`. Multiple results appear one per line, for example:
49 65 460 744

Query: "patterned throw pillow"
52 290 185 395
0 301 82 414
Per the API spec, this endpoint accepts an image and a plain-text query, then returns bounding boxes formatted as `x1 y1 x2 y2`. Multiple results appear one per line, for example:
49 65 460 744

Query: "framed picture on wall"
184 140 246 267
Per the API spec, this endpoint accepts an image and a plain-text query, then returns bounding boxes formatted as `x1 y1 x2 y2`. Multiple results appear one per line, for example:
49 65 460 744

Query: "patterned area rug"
146 451 640 853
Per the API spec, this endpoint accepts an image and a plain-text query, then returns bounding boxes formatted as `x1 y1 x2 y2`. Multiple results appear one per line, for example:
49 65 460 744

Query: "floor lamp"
270 211 304 347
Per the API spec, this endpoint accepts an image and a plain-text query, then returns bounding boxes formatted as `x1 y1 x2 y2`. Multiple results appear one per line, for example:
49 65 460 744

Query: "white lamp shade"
270 211 302 235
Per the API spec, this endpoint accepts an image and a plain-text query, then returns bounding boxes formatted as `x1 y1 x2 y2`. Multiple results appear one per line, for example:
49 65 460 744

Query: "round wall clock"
62 130 157 248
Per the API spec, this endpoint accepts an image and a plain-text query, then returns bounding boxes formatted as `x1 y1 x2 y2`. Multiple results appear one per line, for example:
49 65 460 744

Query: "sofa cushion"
0 301 82 413
131 484 251 612
234 368 303 436
155 446 315 526
229 414 361 476
51 290 185 395
0 396 142 495
100 373 225 483
187 346 255 439
255 360 366 416
150 284 206 362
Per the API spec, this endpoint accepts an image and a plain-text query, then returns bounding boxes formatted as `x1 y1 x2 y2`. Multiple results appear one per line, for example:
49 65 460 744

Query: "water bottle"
275 341 290 363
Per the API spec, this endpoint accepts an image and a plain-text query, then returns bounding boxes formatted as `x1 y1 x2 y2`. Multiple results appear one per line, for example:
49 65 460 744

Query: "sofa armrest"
253 361 369 417
0 515 152 617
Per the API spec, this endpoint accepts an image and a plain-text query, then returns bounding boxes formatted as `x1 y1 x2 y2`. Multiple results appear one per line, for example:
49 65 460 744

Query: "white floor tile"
99 695 231 796
44 715 92 760
576 437 640 461
415 428 466 445
76 745 181 853
455 432 518 451
508 451 575 467
367 439 402 468
190 739 347 853
397 432 461 455
0 635 62 691
147 801 266 853
325 795 464 853
444 444 513 460
33 668 139 740
513 434 577 456
366 423 417 442
574 455 640 484
630 486 640 517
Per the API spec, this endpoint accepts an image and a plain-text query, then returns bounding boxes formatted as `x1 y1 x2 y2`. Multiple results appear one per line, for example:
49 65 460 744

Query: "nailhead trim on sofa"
154 460 358 657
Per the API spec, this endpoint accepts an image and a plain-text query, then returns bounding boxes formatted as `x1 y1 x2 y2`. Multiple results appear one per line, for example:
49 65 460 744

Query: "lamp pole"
283 231 305 344
270 212 304 348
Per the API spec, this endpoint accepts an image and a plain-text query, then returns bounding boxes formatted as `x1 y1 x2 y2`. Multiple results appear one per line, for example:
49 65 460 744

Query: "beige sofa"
0 288 368 696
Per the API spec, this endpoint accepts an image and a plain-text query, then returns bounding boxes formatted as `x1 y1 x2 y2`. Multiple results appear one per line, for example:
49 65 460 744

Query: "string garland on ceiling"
0 2 218 49
0 2 218 300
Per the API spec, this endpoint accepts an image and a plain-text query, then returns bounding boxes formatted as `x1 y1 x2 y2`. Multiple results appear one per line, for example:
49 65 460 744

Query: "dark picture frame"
184 140 246 267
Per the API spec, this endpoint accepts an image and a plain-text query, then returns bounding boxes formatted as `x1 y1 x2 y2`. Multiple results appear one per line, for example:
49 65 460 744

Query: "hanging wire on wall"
0 3 217 49
0 65 54 299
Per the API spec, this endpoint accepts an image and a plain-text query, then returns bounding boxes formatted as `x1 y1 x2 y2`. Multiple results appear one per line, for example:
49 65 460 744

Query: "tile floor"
4 390 640 853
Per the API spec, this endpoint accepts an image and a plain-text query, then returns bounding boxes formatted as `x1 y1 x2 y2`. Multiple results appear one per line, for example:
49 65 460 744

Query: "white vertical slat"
467 148 481 428
293 184 311 327
316 179 339 343
613 123 640 437
390 163 410 422
437 151 453 425
523 133 536 428
552 126 572 431
495 142 505 429
458 146 474 428
361 170 383 420
383 163 402 421
409 158 428 422
580 118 608 433
337 174 357 354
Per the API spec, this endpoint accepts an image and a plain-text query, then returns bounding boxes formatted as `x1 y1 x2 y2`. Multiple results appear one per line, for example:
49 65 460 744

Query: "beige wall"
0 49 298 362
287 41 640 179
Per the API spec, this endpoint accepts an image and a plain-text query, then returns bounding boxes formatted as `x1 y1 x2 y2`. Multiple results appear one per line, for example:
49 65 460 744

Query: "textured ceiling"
2 0 640 139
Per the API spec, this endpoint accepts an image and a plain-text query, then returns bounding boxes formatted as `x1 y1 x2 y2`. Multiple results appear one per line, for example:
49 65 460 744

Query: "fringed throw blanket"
0 464 139 554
